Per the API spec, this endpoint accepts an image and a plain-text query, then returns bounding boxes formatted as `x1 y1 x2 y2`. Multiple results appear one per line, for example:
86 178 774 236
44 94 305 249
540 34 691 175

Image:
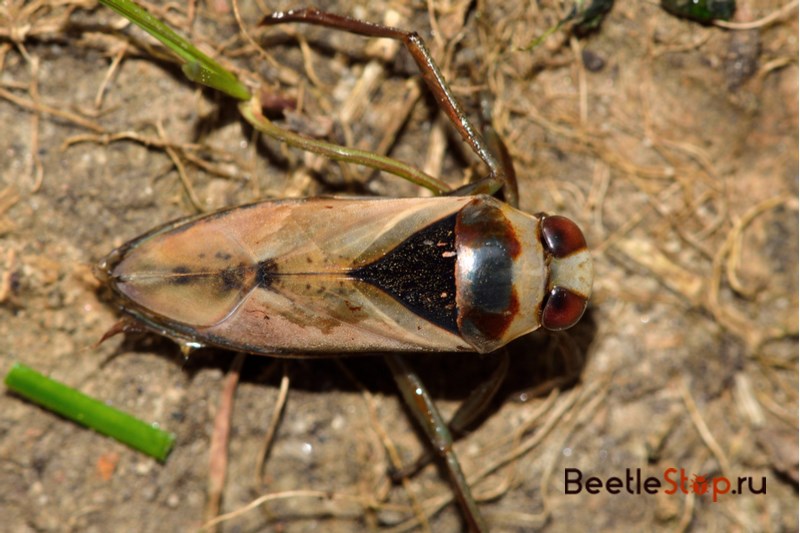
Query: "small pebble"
582 49 606 72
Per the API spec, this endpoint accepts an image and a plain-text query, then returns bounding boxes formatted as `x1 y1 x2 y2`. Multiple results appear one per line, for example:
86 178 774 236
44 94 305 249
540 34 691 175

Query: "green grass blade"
99 0 251 100
5 362 176 461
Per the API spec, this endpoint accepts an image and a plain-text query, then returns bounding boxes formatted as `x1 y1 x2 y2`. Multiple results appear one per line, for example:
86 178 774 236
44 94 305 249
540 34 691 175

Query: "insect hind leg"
260 8 516 203
389 351 509 480
384 354 490 533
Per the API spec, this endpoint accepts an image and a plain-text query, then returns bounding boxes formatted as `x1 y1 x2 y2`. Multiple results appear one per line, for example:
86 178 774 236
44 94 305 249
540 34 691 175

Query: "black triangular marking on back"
350 213 459 334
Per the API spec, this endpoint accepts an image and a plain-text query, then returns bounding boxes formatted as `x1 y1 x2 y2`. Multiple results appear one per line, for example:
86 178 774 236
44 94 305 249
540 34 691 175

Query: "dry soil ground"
0 0 797 531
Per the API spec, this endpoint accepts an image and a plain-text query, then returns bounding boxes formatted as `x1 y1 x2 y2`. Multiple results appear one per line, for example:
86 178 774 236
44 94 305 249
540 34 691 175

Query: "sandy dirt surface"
1 0 797 531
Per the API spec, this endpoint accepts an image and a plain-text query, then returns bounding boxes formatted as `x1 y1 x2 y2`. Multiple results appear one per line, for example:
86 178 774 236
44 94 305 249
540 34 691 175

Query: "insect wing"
102 197 477 354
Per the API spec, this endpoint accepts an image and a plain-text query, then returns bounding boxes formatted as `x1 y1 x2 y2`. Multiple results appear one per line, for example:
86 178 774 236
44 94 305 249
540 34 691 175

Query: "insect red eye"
541 287 588 331
541 215 587 258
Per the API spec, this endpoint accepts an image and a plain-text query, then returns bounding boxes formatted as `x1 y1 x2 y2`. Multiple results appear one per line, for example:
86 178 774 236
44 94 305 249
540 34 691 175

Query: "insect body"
93 6 594 531
97 195 592 356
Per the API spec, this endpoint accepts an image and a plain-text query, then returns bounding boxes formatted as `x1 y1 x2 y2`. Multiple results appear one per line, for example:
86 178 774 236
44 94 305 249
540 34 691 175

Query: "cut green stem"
5 363 175 461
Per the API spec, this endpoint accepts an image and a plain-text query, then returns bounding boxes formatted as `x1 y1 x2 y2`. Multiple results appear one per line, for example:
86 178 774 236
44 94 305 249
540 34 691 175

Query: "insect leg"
260 8 512 198
444 176 504 197
479 96 519 207
444 98 519 205
447 351 510 433
391 351 509 480
239 100 452 194
385 354 489 533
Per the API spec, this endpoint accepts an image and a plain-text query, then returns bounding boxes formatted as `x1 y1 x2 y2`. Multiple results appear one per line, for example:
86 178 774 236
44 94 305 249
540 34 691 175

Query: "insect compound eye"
538 214 592 331
541 215 588 258
540 286 589 331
